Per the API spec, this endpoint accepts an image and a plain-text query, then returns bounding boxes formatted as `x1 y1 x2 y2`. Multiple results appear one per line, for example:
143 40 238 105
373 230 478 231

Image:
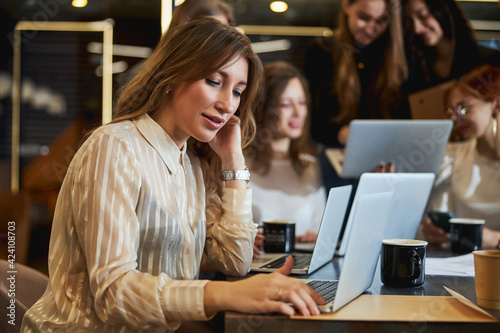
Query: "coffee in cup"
262 219 295 253
381 239 427 287
449 218 484 254
473 250 500 310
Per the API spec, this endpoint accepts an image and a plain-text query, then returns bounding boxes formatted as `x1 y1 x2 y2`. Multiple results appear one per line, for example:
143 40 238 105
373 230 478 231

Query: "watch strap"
221 167 250 183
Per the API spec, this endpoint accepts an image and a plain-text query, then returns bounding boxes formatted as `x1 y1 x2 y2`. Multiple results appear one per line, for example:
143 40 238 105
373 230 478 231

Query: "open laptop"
409 80 456 120
250 185 352 275
336 173 435 257
325 120 452 178
303 191 394 313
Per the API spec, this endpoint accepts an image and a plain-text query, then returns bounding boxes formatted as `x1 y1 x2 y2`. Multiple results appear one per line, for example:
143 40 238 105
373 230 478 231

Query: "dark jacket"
304 35 411 147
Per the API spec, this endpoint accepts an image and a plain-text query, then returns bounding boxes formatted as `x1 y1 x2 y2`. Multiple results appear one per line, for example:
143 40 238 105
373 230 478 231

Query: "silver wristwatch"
221 167 250 183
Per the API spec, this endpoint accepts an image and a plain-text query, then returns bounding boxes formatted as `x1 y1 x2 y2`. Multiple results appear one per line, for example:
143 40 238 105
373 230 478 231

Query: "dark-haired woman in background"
402 0 500 94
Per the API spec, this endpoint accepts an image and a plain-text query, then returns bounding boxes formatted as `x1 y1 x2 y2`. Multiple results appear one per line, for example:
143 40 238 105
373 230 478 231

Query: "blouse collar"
133 113 187 174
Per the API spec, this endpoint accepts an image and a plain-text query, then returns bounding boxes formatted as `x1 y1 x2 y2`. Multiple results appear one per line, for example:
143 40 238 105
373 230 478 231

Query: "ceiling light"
72 0 87 8
270 1 288 13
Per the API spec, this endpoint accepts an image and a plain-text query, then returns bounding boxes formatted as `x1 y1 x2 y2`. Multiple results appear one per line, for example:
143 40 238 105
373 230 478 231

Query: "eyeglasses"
445 103 470 120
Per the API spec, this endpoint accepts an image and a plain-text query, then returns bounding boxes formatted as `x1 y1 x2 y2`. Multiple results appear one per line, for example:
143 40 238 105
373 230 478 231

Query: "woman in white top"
423 64 500 249
246 61 327 252
21 19 323 333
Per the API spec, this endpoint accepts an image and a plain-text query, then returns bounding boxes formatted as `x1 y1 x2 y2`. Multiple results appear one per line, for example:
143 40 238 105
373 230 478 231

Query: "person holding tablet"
304 0 408 194
422 65 500 250
304 0 409 149
21 19 323 333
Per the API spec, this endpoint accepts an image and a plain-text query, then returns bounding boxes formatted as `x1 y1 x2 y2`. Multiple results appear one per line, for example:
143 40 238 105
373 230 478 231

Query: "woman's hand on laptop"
204 256 324 317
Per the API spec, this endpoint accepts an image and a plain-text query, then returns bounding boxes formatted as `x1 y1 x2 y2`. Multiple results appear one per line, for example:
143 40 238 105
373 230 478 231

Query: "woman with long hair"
402 0 500 93
305 0 409 148
246 61 326 250
21 19 323 333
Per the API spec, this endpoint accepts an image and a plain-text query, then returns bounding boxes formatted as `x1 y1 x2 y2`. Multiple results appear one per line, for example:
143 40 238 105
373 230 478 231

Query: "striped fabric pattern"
21 114 257 332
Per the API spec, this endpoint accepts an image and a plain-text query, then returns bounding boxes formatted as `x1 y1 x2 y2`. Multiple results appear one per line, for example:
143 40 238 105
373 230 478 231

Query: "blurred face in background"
343 0 390 46
275 78 308 140
212 14 229 25
447 86 495 141
404 0 443 47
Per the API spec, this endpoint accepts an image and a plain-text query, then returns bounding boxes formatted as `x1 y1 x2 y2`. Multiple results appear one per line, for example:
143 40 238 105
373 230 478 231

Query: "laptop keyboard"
262 253 312 269
306 280 339 303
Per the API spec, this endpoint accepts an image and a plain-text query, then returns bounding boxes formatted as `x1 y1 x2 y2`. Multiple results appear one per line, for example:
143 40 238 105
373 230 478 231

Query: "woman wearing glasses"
423 65 500 250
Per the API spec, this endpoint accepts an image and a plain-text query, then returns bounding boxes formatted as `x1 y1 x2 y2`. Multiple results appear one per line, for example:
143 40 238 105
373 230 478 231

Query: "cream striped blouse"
21 114 257 332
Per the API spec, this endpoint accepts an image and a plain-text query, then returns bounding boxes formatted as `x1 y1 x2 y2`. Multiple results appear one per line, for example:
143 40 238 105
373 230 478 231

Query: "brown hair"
114 18 263 163
334 0 407 123
402 0 478 84
246 61 312 176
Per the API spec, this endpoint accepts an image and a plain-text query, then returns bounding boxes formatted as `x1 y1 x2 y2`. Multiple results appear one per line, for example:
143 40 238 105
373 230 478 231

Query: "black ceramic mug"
263 219 295 253
449 218 484 254
381 239 427 287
